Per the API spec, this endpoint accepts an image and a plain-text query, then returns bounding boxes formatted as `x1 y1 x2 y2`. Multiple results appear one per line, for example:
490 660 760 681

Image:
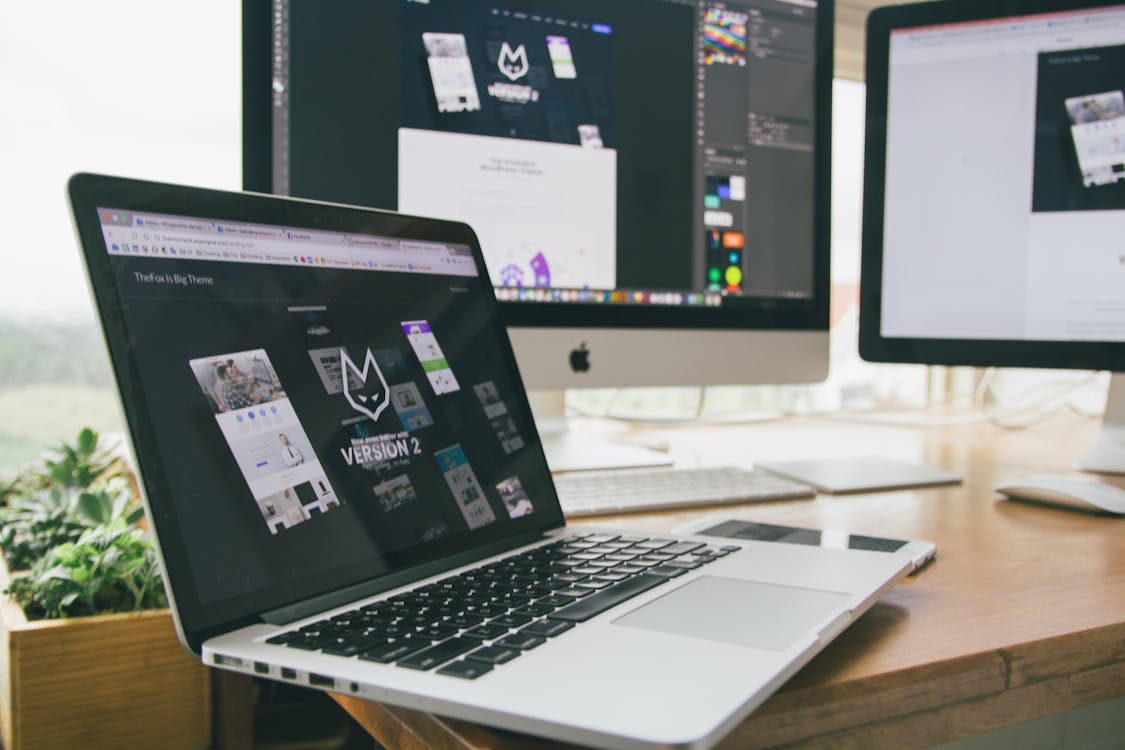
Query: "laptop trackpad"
613 575 851 651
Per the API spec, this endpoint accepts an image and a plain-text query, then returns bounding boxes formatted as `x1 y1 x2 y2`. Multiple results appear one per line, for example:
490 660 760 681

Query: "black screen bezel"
240 0 834 335
859 0 1125 372
67 173 566 652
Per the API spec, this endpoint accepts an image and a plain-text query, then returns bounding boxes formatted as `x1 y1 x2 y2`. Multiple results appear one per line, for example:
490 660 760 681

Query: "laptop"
69 173 917 749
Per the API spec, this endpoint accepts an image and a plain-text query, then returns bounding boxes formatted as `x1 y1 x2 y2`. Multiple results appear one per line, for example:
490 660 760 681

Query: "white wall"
0 1 241 322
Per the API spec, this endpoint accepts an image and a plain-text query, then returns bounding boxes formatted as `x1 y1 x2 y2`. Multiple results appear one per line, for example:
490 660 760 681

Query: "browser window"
95 208 554 607
879 5 1125 342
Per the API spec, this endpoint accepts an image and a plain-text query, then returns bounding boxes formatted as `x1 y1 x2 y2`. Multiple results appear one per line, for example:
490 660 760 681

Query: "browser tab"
346 236 398 250
400 241 448 254
127 214 214 233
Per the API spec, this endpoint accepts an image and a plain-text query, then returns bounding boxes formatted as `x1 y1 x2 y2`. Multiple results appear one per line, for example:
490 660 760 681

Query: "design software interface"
269 0 820 312
879 4 1125 343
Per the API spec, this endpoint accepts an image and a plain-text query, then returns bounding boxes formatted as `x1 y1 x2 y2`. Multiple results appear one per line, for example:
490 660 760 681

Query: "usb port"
213 654 244 668
254 662 270 675
280 667 297 680
308 673 335 689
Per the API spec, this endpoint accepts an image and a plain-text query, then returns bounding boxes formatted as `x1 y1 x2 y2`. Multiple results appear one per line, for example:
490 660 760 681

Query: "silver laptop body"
69 174 914 750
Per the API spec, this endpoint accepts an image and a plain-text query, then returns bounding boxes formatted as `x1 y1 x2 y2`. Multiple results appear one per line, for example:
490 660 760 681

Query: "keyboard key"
575 580 612 590
466 645 521 665
371 623 413 639
491 613 533 628
646 565 689 578
287 633 339 651
550 574 665 623
359 635 429 663
266 631 301 645
323 634 388 657
514 603 557 617
552 587 594 599
521 619 575 638
445 613 485 629
584 534 620 544
418 623 459 640
496 633 546 651
662 541 705 556
634 539 674 550
471 603 509 617
437 660 493 680
608 564 645 575
398 637 479 670
464 623 511 640
571 566 604 576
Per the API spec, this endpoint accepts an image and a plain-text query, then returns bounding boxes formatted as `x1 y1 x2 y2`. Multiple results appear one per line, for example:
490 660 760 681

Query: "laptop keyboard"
265 532 739 679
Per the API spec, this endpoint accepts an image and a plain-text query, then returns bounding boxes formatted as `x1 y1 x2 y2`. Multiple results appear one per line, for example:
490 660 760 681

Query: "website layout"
1065 90 1125 187
398 129 616 290
879 5 1125 343
188 349 341 535
399 2 617 292
97 208 555 606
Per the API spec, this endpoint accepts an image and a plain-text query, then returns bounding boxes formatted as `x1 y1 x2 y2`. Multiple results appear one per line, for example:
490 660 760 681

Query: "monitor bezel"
859 0 1125 372
241 0 833 337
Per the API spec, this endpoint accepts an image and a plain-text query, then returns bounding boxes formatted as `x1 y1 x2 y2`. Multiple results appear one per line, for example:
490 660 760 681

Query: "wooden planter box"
0 560 212 749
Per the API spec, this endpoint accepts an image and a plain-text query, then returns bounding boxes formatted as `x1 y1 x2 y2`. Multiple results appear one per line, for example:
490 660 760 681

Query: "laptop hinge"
260 530 550 625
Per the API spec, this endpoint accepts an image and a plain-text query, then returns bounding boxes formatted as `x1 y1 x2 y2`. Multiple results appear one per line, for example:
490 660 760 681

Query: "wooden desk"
332 411 1125 749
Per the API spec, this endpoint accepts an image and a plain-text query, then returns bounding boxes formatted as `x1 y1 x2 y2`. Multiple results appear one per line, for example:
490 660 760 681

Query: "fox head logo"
498 42 529 81
340 348 391 423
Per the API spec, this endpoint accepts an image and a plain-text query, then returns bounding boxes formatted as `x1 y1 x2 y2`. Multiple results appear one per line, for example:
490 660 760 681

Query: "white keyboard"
553 466 816 517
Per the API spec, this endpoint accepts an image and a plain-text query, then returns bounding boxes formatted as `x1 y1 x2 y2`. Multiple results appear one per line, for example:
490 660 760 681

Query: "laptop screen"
82 188 563 635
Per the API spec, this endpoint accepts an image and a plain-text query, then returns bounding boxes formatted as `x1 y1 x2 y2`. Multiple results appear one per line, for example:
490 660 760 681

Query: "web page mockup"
398 3 618 293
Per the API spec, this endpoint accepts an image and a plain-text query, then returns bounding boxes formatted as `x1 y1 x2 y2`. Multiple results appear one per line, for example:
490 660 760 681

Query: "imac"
859 0 1125 474
243 0 832 471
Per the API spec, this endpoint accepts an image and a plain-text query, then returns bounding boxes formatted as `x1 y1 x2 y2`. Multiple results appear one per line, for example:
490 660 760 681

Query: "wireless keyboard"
553 466 816 517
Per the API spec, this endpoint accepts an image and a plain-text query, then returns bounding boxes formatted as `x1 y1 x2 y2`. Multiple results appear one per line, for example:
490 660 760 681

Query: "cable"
975 368 1103 430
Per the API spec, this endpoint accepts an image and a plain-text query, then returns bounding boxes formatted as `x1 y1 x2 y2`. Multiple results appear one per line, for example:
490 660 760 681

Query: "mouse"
994 475 1125 516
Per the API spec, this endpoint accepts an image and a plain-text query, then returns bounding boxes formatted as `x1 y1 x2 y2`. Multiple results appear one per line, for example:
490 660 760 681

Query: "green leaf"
77 428 98 456
74 491 112 526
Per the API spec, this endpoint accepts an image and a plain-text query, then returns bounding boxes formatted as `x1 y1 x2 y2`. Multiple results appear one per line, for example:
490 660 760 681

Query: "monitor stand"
1076 373 1125 475
527 390 673 474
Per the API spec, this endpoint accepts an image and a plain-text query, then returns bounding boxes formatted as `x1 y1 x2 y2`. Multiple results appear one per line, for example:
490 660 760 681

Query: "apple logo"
569 342 591 373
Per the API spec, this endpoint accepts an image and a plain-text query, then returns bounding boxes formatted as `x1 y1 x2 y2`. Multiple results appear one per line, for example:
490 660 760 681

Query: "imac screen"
247 0 830 333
